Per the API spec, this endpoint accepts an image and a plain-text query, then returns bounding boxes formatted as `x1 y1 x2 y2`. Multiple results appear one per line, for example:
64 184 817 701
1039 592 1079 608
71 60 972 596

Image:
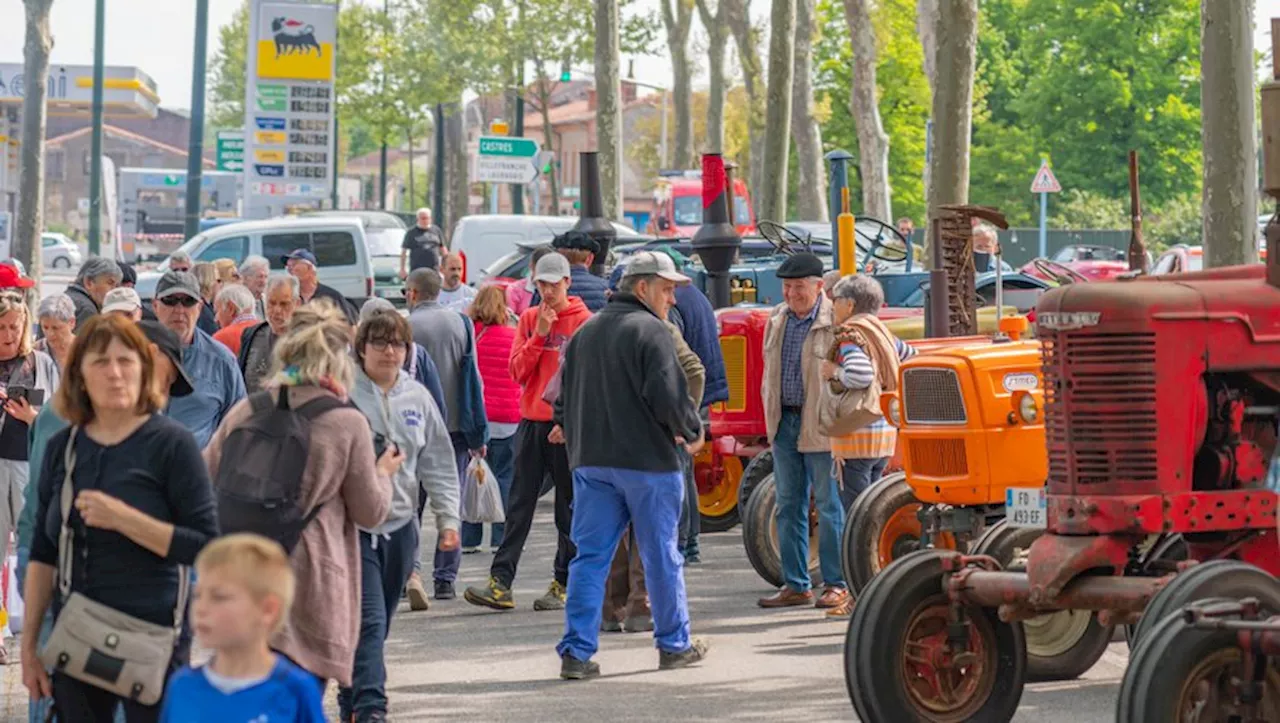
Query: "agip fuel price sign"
243 0 337 213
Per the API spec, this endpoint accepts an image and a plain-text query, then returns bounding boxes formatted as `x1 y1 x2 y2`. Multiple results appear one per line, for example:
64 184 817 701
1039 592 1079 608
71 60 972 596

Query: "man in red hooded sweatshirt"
465 253 592 611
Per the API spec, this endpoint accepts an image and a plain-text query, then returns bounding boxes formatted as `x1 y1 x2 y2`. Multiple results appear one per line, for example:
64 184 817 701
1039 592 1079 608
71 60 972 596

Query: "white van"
134 216 374 303
451 214 638 283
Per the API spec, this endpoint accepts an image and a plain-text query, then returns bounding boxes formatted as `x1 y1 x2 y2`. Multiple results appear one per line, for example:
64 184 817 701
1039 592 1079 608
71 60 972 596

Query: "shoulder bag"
817 317 901 437
39 428 186 707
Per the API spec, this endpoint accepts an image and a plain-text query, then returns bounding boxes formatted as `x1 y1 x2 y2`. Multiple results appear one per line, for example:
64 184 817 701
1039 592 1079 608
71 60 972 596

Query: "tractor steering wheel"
757 220 807 255
854 216 914 271
1032 258 1089 285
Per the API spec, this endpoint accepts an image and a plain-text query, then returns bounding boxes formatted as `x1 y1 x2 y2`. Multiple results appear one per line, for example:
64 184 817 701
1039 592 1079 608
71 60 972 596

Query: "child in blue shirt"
160 534 326 723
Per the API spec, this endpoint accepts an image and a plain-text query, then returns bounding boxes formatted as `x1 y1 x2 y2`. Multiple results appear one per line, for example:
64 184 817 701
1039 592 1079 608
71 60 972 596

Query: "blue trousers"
338 522 419 721
461 433 515 548
557 466 691 662
771 410 844 592
839 457 888 510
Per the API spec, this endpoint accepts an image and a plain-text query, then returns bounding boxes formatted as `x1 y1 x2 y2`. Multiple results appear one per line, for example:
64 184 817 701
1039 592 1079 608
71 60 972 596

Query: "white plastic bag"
460 457 505 524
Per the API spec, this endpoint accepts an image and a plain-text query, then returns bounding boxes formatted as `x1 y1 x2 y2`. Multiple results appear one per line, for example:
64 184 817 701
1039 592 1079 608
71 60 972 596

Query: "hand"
470 446 486 459
375 445 406 477
21 652 52 700
398 268 408 280
683 435 707 455
535 304 558 336
438 528 460 551
75 490 133 532
547 425 565 444
3 396 36 424
820 360 840 382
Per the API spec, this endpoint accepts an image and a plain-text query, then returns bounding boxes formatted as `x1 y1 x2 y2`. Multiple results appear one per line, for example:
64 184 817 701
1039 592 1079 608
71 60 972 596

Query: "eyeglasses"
367 340 406 352
158 295 200 308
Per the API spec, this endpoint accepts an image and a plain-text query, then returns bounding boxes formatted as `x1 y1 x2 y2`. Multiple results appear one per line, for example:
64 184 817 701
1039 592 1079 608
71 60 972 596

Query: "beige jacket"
204 385 392 686
668 321 706 412
762 295 835 453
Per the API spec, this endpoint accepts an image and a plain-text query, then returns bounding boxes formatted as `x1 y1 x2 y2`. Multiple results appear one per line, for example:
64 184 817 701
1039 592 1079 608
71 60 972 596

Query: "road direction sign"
216 130 245 172
1030 161 1062 194
476 157 538 184
478 136 537 158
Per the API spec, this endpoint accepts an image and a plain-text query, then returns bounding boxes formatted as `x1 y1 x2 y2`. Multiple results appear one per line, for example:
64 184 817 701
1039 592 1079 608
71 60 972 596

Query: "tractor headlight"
1017 393 1038 423
887 397 901 426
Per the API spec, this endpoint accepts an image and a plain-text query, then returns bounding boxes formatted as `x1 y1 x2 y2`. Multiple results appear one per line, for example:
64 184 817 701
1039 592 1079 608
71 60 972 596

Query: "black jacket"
308 283 358 325
65 283 99 329
555 294 701 473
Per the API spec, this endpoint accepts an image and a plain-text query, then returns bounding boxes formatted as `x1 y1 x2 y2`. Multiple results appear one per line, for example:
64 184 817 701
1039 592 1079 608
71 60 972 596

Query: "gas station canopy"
0 63 159 120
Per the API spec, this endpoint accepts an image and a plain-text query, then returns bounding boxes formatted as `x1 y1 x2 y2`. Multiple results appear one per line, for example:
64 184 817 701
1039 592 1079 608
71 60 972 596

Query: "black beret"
776 252 824 279
552 230 600 255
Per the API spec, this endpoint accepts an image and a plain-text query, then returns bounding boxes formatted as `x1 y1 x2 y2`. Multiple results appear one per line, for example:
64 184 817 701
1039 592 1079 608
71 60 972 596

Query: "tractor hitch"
946 563 1173 623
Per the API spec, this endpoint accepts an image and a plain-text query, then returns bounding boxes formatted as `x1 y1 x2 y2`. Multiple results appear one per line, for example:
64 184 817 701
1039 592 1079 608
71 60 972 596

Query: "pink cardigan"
204 385 391 686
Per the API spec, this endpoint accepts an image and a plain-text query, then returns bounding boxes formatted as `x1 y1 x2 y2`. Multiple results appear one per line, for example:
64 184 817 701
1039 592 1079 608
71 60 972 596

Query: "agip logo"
254 3 336 81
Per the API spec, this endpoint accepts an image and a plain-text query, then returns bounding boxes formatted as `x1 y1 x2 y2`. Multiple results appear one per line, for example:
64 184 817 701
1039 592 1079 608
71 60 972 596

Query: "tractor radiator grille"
1042 331 1158 486
909 438 969 478
720 335 747 412
903 368 967 424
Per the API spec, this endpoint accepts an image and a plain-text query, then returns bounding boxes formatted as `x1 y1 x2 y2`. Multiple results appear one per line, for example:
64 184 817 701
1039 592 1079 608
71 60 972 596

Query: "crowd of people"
0 205 910 719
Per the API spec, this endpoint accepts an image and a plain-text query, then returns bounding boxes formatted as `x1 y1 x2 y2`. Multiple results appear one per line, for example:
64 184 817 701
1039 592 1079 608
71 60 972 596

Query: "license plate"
1005 487 1047 528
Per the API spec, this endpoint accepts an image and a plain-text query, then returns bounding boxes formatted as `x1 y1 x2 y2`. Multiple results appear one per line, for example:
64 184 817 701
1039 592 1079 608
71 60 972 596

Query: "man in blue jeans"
757 253 849 611
554 252 708 679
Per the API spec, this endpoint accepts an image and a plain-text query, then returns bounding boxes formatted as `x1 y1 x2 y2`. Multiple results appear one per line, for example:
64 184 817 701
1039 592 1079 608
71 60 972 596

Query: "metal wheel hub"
1177 649 1280 723
1023 609 1093 659
901 600 996 722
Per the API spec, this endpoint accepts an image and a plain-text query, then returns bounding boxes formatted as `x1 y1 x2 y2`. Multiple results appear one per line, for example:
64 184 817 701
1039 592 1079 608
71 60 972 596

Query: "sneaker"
684 553 702 565
560 653 601 680
356 713 387 723
461 546 482 555
600 619 624 633
463 577 516 610
533 580 567 611
659 637 709 670
434 580 456 600
623 616 654 634
405 573 430 612
0 644 8 666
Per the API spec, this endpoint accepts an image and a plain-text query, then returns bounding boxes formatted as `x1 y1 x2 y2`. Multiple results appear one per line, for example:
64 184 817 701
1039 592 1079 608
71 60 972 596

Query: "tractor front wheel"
843 474 956 595
845 549 1027 722
1129 559 1280 651
1117 596 1280 722
971 520 1113 681
736 450 773 513
695 448 745 533
740 474 820 589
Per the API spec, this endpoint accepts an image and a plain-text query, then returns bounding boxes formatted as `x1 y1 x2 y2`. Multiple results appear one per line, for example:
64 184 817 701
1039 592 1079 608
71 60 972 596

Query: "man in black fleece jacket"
553 251 707 681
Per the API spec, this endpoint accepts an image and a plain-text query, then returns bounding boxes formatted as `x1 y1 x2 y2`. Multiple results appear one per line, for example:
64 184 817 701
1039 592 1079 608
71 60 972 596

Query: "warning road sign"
1030 161 1062 194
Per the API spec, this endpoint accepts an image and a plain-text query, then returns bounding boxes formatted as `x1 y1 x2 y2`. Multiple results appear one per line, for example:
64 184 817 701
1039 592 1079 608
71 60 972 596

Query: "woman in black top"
20 315 218 723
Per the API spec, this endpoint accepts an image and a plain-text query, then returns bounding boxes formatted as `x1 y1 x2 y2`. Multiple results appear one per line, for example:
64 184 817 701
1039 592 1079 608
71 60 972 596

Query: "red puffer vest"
474 320 522 424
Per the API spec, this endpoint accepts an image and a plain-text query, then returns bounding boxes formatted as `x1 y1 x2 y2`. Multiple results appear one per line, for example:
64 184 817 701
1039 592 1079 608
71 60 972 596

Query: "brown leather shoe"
758 587 815 608
826 594 855 619
815 586 851 610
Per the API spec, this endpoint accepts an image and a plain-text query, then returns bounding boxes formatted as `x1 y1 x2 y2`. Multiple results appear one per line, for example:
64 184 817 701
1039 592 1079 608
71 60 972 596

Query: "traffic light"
560 60 571 83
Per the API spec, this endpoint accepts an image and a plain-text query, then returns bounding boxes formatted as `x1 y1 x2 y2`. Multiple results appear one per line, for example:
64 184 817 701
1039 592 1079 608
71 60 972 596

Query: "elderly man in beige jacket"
758 252 849 611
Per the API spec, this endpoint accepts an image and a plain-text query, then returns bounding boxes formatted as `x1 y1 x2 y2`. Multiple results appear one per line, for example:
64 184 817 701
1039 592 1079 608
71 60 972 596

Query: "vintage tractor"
844 239 1280 720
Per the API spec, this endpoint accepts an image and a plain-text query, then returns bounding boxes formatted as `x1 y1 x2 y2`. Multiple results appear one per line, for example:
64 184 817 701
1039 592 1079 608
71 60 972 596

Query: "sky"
0 0 1276 113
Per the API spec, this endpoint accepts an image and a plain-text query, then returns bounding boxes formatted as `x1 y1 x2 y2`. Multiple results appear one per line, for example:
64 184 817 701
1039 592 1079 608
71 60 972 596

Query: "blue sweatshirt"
160 655 325 723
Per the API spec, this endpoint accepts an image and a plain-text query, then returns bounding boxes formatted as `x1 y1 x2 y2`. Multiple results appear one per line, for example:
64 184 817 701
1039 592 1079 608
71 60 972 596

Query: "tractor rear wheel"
736 450 773 514
1117 596 1280 722
846 549 1027 722
695 448 745 533
740 474 820 589
970 521 1113 681
1129 560 1280 651
843 474 957 595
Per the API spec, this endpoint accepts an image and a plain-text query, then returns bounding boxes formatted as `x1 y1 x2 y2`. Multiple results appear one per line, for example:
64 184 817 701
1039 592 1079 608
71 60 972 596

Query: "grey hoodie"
351 368 460 536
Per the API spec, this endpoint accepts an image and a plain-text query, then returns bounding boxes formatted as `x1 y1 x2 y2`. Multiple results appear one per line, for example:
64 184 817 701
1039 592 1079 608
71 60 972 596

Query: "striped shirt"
831 336 916 459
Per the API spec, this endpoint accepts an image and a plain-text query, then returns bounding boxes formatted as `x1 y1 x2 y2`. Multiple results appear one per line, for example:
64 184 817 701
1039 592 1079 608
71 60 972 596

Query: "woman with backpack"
20 315 218 721
339 309 460 723
203 304 396 690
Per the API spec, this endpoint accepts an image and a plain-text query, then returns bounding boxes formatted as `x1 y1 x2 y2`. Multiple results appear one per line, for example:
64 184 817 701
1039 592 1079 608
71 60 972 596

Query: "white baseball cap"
623 251 691 286
101 287 142 314
533 253 572 283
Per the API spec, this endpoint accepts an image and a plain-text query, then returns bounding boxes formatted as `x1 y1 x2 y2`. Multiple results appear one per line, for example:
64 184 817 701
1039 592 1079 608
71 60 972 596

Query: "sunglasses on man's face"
159 295 200 308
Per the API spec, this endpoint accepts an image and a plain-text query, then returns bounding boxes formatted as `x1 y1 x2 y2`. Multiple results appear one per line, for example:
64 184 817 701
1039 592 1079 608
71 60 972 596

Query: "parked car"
450 214 639 284
301 210 407 305
134 216 374 304
41 232 83 271
1020 244 1134 282
1151 244 1203 275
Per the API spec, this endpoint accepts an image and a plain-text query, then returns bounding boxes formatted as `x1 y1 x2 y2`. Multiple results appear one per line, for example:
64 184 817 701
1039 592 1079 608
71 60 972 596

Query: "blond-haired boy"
159 534 325 723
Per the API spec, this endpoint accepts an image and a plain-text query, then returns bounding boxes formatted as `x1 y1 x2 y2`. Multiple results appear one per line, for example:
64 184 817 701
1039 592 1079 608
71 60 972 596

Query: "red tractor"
844 253 1280 721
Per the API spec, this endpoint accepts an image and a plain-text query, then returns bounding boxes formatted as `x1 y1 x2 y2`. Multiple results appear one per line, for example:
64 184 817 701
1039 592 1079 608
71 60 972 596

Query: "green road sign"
478 136 538 158
216 131 245 172
256 97 287 112
257 84 288 98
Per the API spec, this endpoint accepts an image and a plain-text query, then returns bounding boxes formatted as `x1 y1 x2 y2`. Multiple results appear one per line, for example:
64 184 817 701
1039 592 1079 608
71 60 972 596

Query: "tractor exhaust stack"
572 151 615 277
693 153 742 309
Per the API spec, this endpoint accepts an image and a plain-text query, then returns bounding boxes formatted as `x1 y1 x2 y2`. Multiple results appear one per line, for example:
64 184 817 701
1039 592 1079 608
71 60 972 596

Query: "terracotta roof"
524 95 658 131
46 124 216 168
